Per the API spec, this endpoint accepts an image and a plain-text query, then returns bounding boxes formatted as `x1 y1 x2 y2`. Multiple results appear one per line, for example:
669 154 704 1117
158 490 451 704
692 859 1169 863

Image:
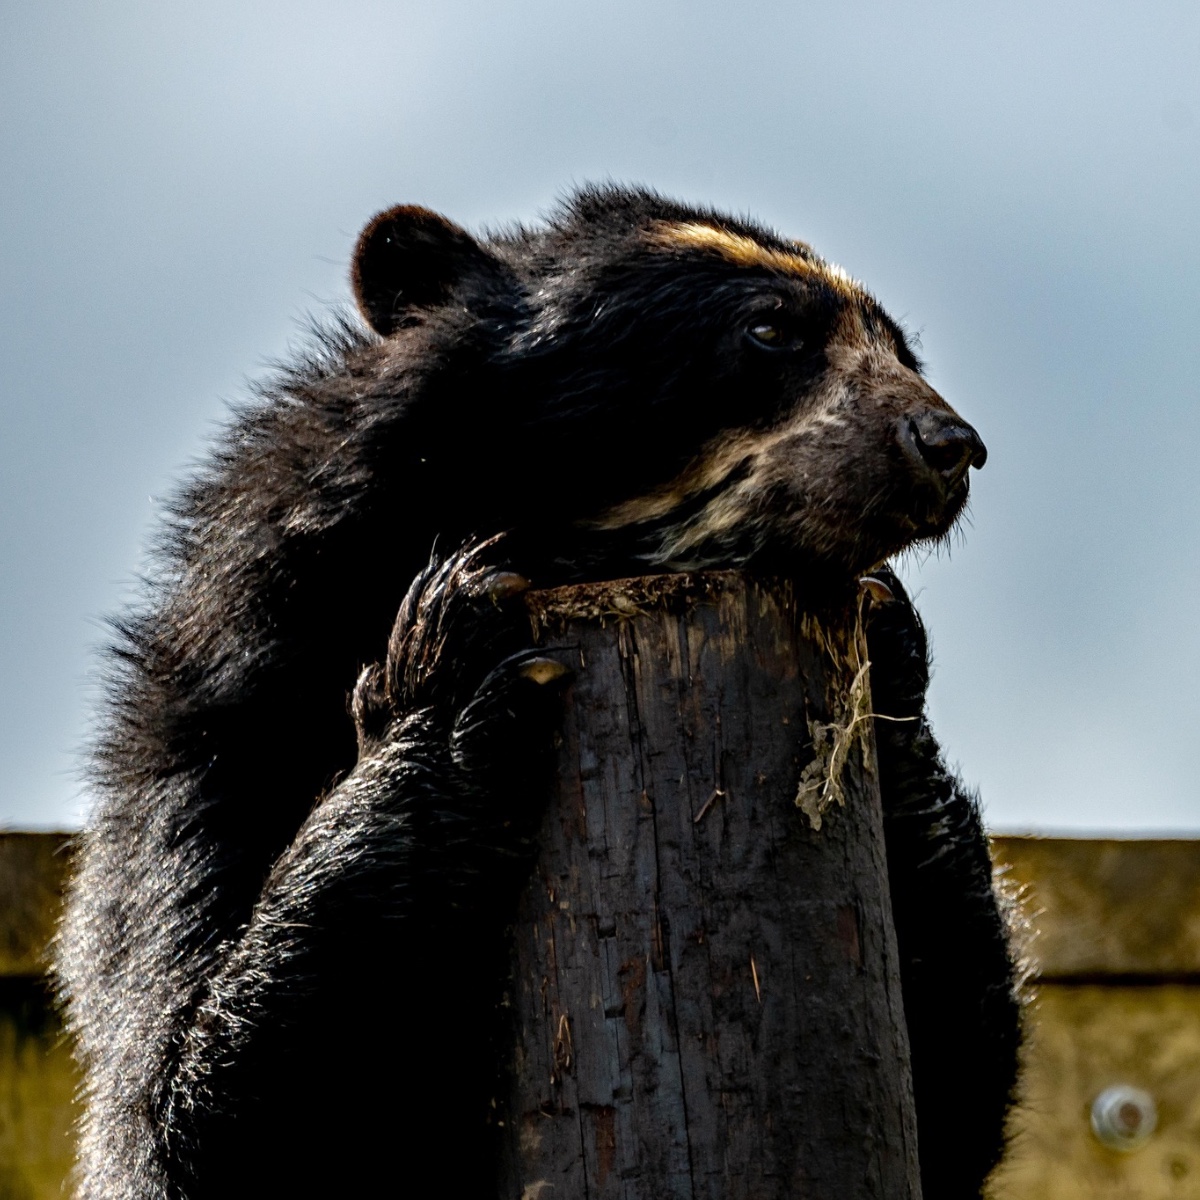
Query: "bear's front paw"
861 566 930 723
351 541 571 844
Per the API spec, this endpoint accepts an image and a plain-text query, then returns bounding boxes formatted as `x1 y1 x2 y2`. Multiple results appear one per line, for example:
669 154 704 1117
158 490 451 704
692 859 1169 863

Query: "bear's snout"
899 409 987 489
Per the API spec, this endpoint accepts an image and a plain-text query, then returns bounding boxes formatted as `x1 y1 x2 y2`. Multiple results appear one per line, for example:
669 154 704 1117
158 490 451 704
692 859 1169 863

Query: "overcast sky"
2 0 1199 832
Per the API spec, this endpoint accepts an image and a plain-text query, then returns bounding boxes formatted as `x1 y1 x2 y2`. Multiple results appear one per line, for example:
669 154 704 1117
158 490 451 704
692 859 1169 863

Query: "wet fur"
57 185 1020 1198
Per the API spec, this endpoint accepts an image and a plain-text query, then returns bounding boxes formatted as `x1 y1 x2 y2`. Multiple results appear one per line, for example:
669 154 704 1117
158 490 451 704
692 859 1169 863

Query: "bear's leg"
865 572 1022 1200
146 545 568 1197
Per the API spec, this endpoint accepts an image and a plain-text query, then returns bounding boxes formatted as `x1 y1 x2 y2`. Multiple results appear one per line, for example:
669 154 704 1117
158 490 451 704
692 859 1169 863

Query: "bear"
56 185 1020 1199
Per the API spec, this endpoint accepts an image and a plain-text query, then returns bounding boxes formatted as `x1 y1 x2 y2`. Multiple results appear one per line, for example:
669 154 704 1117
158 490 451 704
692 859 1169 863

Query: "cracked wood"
499 573 921 1199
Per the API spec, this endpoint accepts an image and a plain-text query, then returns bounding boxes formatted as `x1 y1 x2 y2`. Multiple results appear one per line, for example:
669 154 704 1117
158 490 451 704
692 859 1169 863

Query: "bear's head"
351 187 985 588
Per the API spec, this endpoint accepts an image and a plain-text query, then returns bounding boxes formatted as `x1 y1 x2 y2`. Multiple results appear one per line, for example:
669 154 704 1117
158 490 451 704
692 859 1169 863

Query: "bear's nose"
905 410 987 485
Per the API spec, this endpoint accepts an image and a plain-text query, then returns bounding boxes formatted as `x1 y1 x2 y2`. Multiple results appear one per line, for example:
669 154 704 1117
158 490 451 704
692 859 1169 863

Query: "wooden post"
497 573 922 1199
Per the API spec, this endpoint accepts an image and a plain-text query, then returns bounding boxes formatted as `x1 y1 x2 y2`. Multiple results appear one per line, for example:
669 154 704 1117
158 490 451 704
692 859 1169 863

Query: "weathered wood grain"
497 573 921 1199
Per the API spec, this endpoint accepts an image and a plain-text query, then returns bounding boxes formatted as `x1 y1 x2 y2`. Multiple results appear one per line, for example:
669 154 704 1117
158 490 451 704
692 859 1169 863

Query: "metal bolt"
1090 1085 1158 1152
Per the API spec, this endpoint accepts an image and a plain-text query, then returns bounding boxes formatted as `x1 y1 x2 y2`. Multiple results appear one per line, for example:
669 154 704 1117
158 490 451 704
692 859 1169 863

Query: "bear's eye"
746 319 803 352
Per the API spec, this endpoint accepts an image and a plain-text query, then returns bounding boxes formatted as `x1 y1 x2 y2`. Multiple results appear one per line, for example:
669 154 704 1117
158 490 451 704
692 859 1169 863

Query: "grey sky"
2 0 1198 831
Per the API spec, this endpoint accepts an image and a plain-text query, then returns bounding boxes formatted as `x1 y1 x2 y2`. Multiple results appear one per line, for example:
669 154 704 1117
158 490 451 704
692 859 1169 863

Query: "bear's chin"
882 476 971 552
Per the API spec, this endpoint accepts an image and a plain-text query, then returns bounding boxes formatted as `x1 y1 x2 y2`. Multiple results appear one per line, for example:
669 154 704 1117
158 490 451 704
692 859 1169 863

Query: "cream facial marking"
582 312 945 572
650 221 859 297
584 369 851 558
588 430 766 530
588 314 895 538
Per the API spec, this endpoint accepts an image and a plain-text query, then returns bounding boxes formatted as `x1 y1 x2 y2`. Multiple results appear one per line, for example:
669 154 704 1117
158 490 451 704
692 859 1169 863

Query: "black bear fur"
56 185 1020 1199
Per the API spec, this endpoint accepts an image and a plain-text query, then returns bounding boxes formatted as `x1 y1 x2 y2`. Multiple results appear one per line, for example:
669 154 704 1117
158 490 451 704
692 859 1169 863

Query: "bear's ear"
351 205 499 337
